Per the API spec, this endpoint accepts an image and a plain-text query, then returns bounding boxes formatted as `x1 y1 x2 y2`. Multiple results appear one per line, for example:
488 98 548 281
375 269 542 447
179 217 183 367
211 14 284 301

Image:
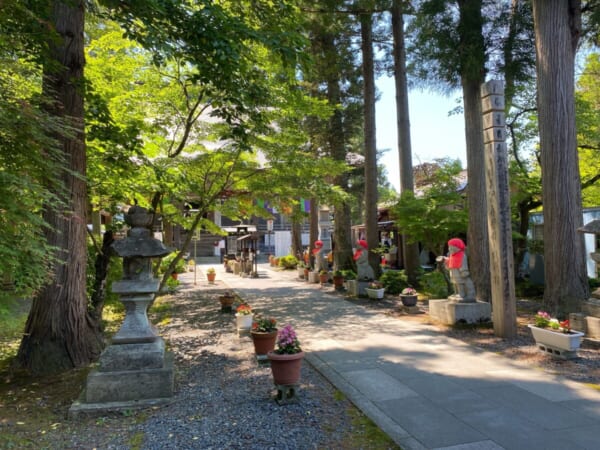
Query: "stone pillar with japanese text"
481 80 517 338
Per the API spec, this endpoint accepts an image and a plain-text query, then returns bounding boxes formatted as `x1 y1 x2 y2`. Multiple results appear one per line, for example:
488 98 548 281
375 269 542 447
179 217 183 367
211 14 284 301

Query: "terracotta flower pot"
251 330 278 356
207 272 216 283
218 295 235 312
268 351 305 385
319 274 328 284
333 275 344 288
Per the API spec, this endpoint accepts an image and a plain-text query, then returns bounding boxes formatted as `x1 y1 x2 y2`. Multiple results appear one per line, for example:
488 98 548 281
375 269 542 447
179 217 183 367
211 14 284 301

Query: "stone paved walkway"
196 260 600 450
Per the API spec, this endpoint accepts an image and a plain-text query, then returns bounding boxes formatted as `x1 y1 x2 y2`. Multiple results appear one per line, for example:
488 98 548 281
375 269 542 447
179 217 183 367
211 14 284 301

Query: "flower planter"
303 268 310 280
251 330 278 356
319 273 328 284
236 313 253 332
365 288 385 300
268 351 305 385
400 294 418 307
207 272 216 283
528 325 584 359
298 267 305 279
308 271 319 283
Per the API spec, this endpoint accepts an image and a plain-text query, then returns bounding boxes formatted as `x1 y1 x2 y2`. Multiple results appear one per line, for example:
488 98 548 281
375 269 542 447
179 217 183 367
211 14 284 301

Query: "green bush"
515 278 544 298
159 252 186 274
419 271 448 299
165 276 180 293
278 254 299 269
341 269 357 280
379 270 407 295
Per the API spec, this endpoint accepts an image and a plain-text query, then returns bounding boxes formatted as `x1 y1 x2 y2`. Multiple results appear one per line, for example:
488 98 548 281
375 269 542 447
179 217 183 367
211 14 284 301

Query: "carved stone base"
69 352 174 418
83 352 174 404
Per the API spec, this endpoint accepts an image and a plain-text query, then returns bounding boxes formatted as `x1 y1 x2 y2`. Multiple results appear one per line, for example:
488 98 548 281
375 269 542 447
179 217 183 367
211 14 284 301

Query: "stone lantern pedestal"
70 206 174 418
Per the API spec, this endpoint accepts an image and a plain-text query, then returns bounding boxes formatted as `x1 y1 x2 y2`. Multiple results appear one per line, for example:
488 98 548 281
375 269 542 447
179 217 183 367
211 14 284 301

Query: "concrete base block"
84 352 174 404
569 312 600 339
582 298 600 318
357 280 369 297
586 316 600 339
429 299 491 325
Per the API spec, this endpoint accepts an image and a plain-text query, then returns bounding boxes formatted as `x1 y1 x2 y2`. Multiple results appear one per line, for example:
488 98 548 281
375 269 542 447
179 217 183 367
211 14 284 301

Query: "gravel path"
41 279 371 449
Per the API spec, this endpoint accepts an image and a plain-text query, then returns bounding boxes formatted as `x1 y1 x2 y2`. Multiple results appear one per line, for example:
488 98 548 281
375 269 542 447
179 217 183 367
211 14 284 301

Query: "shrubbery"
419 271 448 299
278 254 299 269
379 270 407 295
159 252 186 274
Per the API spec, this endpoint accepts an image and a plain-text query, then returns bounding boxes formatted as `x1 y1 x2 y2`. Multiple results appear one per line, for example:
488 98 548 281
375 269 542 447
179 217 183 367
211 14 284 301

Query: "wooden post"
481 80 517 338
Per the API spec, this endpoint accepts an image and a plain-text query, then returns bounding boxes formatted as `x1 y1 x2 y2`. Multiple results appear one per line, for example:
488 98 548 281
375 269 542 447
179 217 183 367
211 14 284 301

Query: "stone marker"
481 80 517 338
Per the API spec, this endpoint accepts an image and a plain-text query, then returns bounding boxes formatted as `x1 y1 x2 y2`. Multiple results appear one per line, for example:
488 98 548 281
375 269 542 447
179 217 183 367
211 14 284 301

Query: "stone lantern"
70 206 174 417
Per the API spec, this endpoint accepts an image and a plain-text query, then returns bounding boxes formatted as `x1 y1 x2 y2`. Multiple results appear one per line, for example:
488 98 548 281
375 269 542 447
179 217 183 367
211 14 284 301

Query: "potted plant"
319 269 329 284
218 291 236 312
159 253 186 280
400 287 418 307
251 316 278 356
206 267 217 283
268 324 304 385
528 311 584 358
235 303 253 332
365 281 385 299
332 270 344 290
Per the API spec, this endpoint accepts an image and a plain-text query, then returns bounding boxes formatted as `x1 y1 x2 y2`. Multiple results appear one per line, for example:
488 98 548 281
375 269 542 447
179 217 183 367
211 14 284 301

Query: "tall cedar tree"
531 0 589 314
409 0 490 301
392 0 420 286
361 11 381 277
17 1 104 374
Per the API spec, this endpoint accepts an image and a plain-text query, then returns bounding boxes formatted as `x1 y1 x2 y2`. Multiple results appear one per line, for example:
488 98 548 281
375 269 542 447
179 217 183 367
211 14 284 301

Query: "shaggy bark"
361 12 380 278
17 0 103 374
531 0 588 313
392 0 420 286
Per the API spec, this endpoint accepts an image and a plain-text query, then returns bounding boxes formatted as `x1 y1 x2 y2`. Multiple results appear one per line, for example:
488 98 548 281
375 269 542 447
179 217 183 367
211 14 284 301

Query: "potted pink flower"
267 324 304 386
400 287 418 307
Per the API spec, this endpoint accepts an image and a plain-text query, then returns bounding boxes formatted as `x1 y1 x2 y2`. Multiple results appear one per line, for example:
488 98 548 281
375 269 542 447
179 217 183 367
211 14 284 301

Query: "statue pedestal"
569 298 600 339
429 299 491 325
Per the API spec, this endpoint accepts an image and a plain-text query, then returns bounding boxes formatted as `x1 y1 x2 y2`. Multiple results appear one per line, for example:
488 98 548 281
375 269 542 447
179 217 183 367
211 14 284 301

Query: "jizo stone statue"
437 238 476 303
